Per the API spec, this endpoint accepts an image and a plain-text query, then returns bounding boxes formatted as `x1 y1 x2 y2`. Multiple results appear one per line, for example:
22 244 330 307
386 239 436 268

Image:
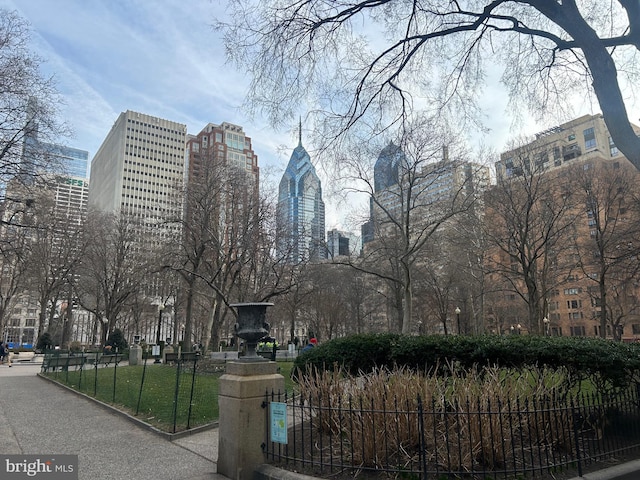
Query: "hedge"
294 333 640 389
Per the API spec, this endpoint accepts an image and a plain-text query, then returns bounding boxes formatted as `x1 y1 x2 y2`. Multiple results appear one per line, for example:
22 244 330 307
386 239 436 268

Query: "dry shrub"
296 363 574 472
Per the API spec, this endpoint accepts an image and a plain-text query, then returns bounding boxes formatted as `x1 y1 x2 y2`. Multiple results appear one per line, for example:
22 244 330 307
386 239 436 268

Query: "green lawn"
44 360 297 433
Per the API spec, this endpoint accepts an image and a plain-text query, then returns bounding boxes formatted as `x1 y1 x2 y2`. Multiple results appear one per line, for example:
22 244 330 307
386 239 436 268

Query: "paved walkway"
4 363 639 480
0 363 227 480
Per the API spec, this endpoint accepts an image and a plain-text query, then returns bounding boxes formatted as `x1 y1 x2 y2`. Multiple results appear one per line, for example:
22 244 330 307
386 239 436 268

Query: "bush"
294 334 640 390
36 332 54 352
106 328 128 352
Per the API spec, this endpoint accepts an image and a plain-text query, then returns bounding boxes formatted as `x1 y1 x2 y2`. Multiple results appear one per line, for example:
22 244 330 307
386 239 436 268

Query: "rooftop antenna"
298 116 302 147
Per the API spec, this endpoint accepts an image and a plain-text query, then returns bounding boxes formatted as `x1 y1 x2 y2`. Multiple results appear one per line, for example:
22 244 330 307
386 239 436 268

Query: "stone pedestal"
217 361 284 480
129 344 142 366
163 345 174 363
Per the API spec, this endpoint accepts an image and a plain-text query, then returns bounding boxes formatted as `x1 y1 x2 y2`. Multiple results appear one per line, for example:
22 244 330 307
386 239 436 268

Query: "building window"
564 288 581 295
632 324 640 335
6 327 20 343
563 143 581 161
21 329 34 345
609 137 619 156
570 325 586 336
567 300 581 309
583 127 596 149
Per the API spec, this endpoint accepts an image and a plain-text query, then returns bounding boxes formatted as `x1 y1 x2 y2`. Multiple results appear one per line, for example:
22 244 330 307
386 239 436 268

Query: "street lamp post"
155 304 164 346
543 317 550 336
455 307 461 335
154 304 164 364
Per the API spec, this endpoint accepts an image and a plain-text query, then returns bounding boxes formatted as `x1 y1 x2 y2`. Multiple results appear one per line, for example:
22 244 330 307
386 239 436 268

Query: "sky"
4 0 639 232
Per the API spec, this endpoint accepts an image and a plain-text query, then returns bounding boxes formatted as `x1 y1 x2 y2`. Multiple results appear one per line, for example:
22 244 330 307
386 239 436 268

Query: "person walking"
301 337 317 354
0 342 11 366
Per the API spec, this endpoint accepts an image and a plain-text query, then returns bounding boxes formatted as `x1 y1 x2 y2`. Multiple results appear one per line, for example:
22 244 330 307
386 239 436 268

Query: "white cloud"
3 0 639 234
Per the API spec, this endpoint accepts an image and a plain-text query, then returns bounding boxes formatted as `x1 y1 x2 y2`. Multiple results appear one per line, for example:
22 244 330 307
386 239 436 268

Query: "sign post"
270 402 287 444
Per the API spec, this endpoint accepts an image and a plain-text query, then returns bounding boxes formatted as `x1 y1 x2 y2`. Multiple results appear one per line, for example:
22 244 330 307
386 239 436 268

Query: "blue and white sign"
270 402 287 444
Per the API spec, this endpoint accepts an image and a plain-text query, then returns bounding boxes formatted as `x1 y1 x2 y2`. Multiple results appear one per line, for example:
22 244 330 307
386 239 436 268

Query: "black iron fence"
41 351 218 433
264 385 640 479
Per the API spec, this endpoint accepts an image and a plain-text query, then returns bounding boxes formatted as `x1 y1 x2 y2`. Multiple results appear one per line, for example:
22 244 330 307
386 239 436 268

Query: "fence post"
93 360 98 397
136 357 148 415
186 357 198 430
172 359 182 433
572 401 583 478
112 359 118 403
217 361 284 480
417 395 427 480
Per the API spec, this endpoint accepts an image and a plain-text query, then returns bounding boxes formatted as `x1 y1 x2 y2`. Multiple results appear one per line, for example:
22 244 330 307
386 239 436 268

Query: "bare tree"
447 198 491 334
166 143 274 351
570 159 640 339
25 190 85 346
0 217 30 338
337 119 478 334
606 281 640 340
0 9 69 194
219 1 640 170
415 253 457 335
302 263 358 340
76 212 147 345
485 145 577 333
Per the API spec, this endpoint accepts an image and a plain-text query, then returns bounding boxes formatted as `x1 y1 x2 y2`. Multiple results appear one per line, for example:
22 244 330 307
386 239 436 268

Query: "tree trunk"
600 277 608 338
402 267 413 334
202 297 218 351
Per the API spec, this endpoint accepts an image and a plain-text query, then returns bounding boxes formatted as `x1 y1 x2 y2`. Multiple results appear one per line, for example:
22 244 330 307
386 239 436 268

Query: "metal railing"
264 385 640 479
42 351 217 433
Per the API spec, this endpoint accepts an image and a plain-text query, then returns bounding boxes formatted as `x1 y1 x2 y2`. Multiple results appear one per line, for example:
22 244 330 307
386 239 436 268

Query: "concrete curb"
254 464 320 480
566 459 640 480
37 373 218 441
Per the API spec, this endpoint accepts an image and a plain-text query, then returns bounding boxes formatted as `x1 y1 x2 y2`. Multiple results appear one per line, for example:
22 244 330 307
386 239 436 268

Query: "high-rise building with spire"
276 122 326 263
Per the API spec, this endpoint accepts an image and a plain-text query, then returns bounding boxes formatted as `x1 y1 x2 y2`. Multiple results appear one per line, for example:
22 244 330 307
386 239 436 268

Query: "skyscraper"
277 125 326 263
88 110 186 244
327 229 352 258
186 122 258 182
16 98 89 181
363 143 490 247
374 142 403 192
45 144 89 178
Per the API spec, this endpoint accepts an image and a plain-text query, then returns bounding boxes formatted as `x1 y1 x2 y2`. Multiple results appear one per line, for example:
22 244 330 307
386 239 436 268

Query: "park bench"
181 351 200 362
164 351 200 364
42 355 86 372
12 351 35 362
99 353 122 366
165 352 179 363
164 352 200 363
